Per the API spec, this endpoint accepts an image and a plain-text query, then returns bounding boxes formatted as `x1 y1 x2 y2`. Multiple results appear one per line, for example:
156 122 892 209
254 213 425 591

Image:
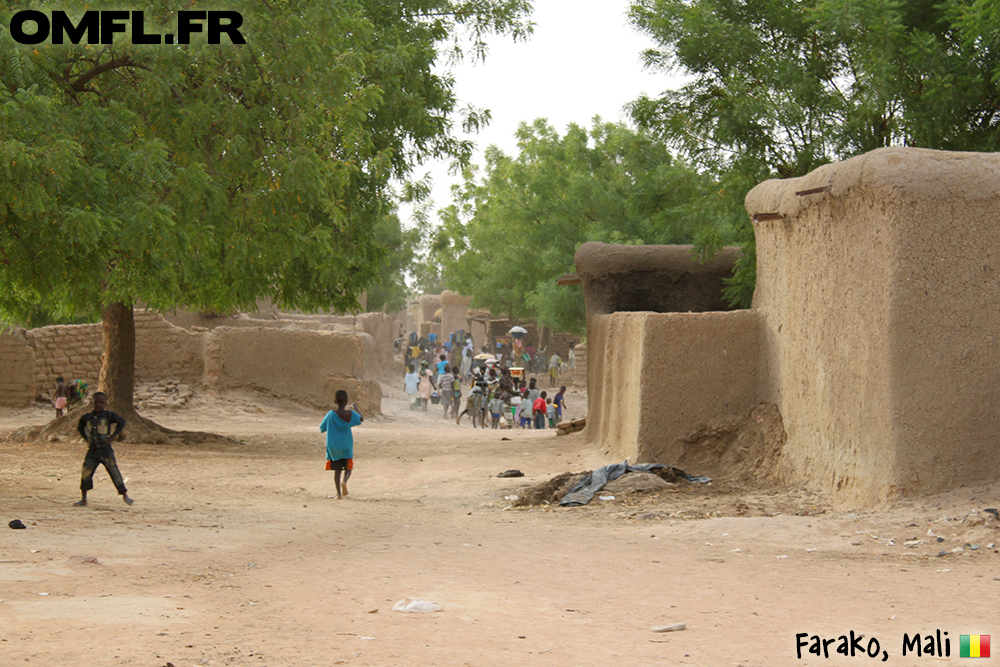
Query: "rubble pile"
134 380 195 410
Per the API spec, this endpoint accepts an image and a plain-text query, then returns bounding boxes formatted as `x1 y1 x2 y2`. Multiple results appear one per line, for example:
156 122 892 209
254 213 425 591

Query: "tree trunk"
98 301 136 413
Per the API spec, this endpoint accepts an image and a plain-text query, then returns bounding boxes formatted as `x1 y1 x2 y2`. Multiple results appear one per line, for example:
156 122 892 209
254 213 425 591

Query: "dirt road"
1 388 997 666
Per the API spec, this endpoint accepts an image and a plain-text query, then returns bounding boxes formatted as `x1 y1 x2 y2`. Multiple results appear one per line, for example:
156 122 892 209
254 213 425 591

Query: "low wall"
548 331 581 359
5 312 384 414
203 327 382 415
0 329 38 407
26 323 103 395
23 312 205 398
587 311 760 463
134 310 206 386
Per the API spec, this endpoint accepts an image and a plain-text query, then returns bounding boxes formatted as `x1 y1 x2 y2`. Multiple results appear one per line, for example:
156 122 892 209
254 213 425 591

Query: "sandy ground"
1 383 998 667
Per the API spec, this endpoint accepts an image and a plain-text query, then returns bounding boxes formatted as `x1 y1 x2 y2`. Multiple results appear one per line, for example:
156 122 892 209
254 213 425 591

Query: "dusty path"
1 388 998 666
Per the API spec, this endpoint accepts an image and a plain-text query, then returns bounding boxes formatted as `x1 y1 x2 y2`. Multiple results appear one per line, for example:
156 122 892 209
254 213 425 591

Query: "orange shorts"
325 458 353 471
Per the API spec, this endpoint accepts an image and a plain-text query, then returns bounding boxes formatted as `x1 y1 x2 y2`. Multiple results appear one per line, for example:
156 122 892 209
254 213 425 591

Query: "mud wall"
585 314 645 457
469 319 487 349
572 344 587 389
23 313 205 398
354 312 399 377
576 242 738 316
547 331 581 360
0 329 38 407
586 311 760 463
439 291 472 342
417 294 441 328
747 147 1000 503
203 327 382 415
25 323 103 395
5 311 385 414
133 310 206 385
405 303 418 335
577 242 745 461
161 309 397 378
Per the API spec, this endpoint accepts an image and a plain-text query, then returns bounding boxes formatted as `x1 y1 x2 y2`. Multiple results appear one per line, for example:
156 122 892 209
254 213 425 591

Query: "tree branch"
70 56 146 93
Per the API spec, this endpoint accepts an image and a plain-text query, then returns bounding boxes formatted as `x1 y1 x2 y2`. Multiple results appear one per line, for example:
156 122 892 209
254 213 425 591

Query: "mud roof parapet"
574 242 741 316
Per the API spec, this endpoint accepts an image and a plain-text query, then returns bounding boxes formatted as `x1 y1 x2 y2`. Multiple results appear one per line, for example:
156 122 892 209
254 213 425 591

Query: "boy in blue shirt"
320 390 364 499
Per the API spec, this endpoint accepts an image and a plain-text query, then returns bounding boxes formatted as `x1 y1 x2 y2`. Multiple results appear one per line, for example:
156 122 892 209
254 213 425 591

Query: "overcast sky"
405 0 686 222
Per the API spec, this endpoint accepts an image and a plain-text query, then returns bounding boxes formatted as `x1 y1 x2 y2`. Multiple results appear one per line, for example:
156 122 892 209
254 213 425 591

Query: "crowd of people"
397 331 569 429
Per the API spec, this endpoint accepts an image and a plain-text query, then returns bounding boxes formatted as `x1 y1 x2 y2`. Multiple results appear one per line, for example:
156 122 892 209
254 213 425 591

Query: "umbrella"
474 353 496 361
509 326 528 339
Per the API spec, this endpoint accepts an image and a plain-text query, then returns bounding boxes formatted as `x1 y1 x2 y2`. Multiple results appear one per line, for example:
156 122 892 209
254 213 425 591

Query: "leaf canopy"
0 0 532 324
434 118 723 333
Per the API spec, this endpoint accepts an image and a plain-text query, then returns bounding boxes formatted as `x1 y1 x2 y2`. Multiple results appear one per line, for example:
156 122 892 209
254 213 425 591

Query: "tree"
627 0 1000 305
364 211 422 314
433 118 722 334
0 0 531 435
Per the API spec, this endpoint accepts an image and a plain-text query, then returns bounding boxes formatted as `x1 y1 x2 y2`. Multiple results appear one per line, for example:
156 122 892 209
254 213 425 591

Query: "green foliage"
433 118 724 333
362 211 421 314
0 0 532 327
628 0 1000 306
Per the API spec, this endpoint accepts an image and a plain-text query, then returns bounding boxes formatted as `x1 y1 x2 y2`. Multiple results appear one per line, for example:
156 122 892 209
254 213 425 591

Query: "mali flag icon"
960 635 990 658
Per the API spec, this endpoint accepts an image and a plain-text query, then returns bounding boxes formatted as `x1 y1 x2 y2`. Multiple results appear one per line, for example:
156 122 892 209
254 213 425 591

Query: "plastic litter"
560 461 710 507
652 623 686 633
392 598 443 613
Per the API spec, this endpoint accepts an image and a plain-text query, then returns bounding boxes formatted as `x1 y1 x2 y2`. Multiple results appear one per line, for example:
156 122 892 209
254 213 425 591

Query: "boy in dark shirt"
75 392 133 506
553 386 567 425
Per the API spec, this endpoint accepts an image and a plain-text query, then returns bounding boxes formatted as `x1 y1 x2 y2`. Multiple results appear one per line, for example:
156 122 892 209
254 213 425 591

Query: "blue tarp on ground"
559 461 711 507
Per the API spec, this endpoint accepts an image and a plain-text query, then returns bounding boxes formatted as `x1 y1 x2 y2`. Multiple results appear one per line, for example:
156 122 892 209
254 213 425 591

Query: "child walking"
53 376 69 418
75 392 133 506
533 391 548 430
320 390 364 499
488 393 504 429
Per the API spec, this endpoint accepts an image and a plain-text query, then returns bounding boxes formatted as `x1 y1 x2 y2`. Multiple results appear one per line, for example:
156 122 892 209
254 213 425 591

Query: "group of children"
468 375 567 430
514 389 560 429
512 380 567 430
64 384 366 506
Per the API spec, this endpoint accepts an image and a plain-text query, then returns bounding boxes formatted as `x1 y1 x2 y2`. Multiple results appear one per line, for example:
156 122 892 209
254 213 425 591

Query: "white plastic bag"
392 598 443 613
